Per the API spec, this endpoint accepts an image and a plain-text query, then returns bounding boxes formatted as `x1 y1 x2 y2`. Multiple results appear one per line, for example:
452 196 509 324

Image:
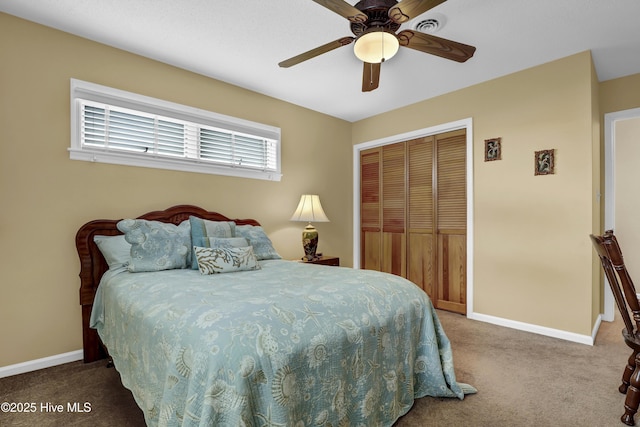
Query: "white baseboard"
0 350 83 379
591 314 603 344
468 311 599 346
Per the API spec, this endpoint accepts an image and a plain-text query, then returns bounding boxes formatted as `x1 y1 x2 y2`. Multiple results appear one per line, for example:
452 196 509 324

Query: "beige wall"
4 10 640 368
613 118 640 282
590 59 602 323
353 51 599 336
600 73 640 115
0 13 353 367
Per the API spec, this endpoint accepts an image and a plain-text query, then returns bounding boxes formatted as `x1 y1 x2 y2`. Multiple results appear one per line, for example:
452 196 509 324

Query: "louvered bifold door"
435 130 467 313
360 148 382 270
381 142 406 277
407 136 435 296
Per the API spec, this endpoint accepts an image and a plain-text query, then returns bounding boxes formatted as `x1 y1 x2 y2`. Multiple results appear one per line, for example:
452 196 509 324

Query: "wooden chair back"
590 230 640 340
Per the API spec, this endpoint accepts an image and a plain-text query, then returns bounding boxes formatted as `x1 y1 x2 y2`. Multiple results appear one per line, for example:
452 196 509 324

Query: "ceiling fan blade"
388 0 447 24
279 37 355 68
397 30 476 62
362 62 381 92
312 0 368 23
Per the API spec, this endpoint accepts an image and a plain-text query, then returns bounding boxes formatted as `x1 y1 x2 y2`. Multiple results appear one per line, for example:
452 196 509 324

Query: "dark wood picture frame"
534 149 555 175
484 138 501 161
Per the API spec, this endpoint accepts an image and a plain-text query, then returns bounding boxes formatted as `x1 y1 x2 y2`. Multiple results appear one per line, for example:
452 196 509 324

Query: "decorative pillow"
235 224 282 260
93 234 131 269
202 236 249 249
117 219 191 272
194 246 260 274
189 216 236 269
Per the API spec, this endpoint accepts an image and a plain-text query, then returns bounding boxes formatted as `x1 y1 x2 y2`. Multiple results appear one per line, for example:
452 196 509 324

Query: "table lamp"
290 194 329 261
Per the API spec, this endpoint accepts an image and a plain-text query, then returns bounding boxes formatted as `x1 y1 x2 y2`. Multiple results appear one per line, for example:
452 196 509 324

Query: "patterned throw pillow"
194 246 260 274
202 237 249 249
235 225 282 261
189 216 236 269
117 219 191 272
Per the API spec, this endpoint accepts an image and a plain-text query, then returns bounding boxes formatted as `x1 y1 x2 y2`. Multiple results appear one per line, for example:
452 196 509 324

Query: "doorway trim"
352 117 474 315
603 107 640 321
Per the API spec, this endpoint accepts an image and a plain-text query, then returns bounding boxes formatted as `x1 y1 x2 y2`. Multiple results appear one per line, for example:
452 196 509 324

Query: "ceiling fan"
278 0 476 92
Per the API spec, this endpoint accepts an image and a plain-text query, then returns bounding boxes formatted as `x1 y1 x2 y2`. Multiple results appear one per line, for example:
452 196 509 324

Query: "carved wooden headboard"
75 204 260 362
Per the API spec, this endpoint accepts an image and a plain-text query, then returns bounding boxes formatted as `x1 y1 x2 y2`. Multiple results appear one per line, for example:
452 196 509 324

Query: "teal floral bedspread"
91 260 471 426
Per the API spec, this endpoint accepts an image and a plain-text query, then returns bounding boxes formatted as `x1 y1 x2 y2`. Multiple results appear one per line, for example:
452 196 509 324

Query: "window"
69 79 281 181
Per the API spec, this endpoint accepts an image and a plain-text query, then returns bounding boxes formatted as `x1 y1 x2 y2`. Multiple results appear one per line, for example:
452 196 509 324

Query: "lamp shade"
290 195 329 223
353 29 400 63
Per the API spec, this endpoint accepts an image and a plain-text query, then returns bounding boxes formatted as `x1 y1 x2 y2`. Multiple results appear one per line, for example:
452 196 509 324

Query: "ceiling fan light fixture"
353 29 399 63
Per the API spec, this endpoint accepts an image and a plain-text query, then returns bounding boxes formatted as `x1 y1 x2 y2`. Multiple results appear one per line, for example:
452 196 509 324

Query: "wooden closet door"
360 148 381 271
359 129 466 314
435 130 467 313
407 136 435 296
381 142 406 276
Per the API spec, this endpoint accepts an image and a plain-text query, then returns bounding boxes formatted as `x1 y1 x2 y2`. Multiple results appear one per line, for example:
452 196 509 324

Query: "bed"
76 205 473 426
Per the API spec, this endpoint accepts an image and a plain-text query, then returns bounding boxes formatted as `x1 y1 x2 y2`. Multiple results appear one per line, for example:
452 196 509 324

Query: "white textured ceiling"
2 0 640 122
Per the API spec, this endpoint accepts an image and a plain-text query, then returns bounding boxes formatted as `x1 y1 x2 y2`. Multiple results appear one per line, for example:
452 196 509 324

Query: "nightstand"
301 256 340 266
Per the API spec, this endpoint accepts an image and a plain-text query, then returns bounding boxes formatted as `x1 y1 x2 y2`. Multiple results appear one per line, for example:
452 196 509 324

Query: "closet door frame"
353 118 474 316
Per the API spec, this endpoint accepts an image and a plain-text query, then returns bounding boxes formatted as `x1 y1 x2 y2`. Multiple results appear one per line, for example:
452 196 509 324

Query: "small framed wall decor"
484 138 501 161
534 149 555 175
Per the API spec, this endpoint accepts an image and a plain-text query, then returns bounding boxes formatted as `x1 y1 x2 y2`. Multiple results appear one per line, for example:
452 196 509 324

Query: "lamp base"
302 223 319 261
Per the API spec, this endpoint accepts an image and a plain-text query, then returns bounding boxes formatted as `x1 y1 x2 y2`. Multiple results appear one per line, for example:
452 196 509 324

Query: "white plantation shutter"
157 120 186 157
199 128 233 164
81 102 187 157
70 79 281 181
199 127 276 170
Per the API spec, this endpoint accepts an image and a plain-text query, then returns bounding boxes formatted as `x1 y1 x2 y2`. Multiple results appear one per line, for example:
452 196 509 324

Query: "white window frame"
69 79 282 181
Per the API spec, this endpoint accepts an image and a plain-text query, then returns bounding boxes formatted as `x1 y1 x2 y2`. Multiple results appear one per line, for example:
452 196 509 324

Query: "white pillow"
194 246 260 274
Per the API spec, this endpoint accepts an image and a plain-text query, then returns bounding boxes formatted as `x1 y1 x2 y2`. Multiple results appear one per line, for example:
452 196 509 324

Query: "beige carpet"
0 310 631 426
397 310 629 426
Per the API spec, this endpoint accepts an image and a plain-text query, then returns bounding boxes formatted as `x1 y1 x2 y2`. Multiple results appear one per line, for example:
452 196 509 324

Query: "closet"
360 129 466 314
